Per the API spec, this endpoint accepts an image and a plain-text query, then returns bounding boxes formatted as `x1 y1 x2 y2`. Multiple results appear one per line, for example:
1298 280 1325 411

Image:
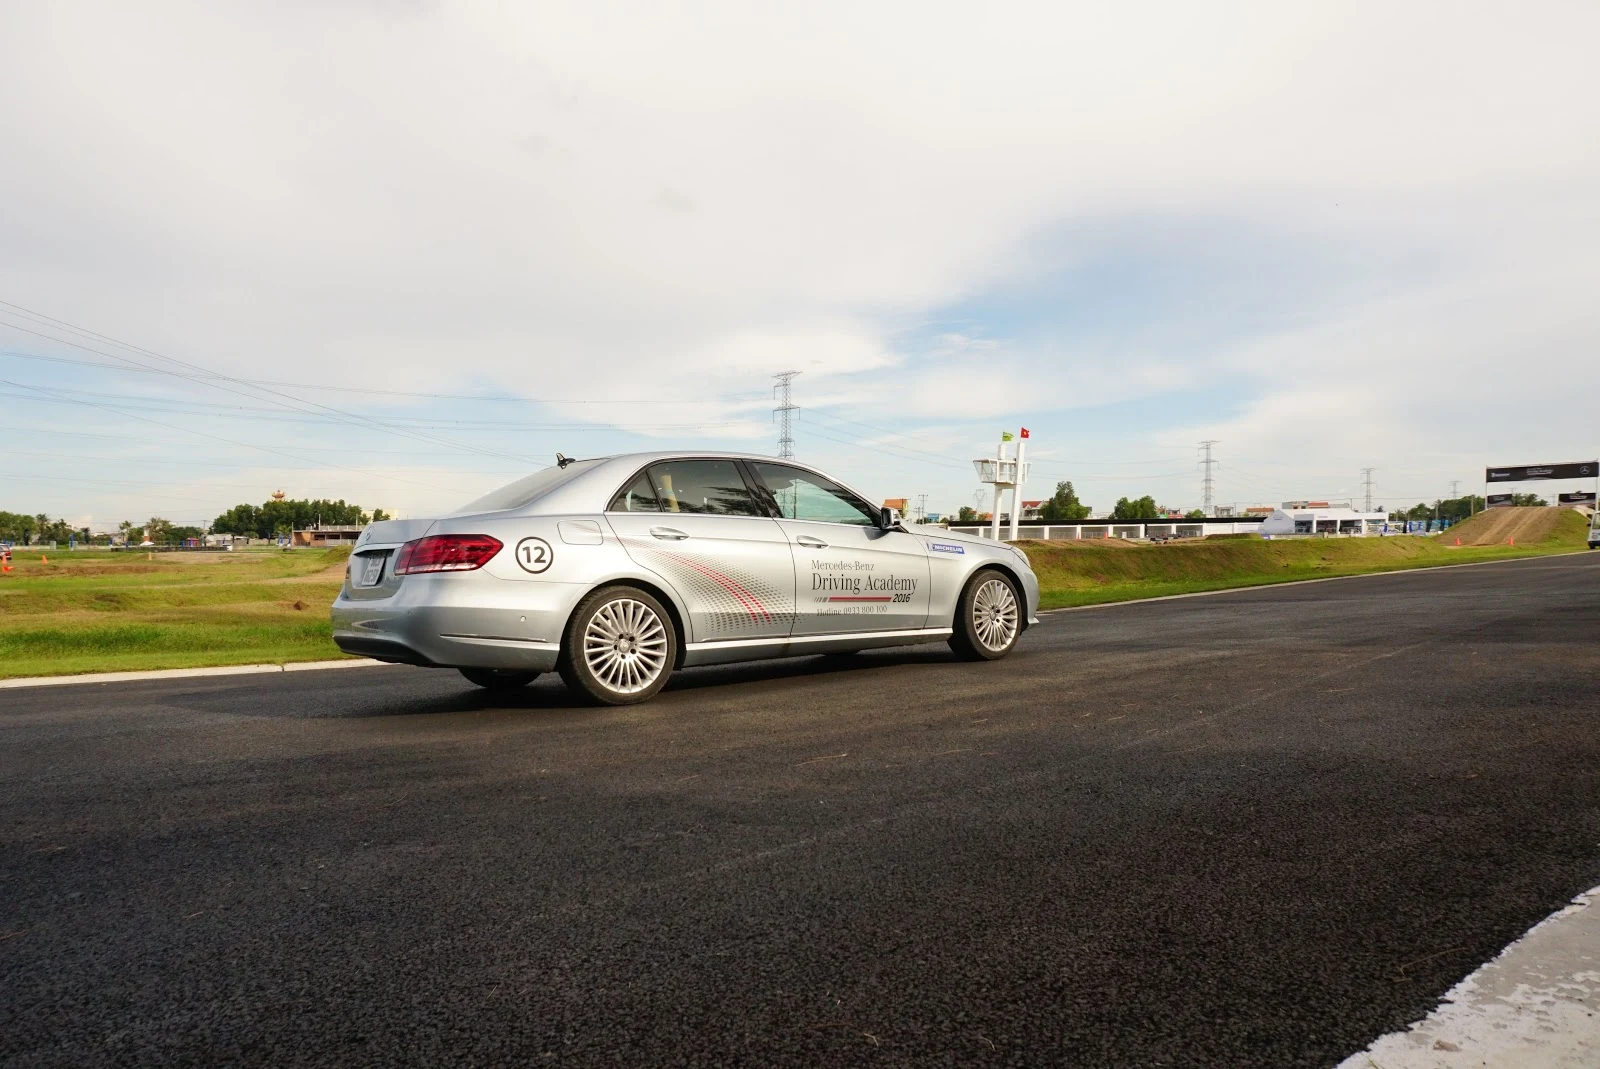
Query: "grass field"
1023 508 1591 610
0 510 1589 679
0 546 352 679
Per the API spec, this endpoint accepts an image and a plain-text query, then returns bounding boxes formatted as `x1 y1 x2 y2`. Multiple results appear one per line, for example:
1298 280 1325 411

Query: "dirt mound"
1437 507 1568 546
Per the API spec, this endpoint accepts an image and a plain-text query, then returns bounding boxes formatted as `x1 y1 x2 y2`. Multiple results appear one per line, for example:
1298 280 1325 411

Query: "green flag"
1001 431 1014 442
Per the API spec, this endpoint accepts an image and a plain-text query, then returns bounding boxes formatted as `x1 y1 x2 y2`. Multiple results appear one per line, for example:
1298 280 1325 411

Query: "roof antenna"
556 452 573 468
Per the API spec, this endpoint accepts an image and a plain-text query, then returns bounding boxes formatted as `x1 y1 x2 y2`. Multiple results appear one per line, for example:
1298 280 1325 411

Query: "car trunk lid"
342 518 438 601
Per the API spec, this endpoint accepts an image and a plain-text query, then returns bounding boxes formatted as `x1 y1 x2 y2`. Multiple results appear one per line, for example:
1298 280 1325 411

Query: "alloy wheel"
582 597 670 695
971 577 1019 651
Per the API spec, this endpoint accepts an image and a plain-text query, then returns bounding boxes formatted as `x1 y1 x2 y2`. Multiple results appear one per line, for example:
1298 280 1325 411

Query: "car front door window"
750 463 878 526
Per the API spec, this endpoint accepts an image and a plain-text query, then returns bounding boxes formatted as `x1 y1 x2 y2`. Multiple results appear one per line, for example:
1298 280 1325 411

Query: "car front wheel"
560 586 677 705
948 568 1022 661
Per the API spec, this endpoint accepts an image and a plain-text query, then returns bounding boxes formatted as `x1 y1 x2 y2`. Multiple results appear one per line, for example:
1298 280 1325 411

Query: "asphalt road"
4 554 1599 1068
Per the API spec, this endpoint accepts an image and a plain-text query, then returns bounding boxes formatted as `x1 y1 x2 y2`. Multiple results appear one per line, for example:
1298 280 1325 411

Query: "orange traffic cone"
1454 537 1461 546
1507 536 1514 546
40 555 47 564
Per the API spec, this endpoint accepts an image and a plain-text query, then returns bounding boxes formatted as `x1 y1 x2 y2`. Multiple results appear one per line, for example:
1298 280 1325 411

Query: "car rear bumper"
331 572 581 672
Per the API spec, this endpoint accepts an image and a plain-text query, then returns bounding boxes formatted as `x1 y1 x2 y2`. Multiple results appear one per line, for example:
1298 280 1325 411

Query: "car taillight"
393 534 502 575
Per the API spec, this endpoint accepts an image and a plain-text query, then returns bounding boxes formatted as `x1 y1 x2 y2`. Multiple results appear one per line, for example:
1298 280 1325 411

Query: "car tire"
559 585 677 705
948 568 1022 662
459 668 540 691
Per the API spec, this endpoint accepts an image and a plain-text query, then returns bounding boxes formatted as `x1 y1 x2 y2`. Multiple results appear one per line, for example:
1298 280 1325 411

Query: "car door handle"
796 535 829 548
649 526 689 541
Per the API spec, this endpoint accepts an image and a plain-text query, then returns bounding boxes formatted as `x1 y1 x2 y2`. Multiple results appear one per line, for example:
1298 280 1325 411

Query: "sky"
2 1 1598 529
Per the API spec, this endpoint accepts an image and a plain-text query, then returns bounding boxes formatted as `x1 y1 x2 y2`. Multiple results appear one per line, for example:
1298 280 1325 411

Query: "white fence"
948 521 1264 542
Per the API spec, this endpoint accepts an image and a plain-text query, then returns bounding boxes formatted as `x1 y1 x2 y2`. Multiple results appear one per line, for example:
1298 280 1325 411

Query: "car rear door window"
608 471 660 512
751 463 879 526
647 460 765 517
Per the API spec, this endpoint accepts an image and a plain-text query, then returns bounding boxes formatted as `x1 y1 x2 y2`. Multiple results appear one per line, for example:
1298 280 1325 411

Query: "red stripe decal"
645 545 772 622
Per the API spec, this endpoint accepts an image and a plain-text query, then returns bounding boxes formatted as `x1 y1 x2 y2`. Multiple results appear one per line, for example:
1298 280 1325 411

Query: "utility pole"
1361 467 1376 513
772 371 800 459
1199 440 1220 515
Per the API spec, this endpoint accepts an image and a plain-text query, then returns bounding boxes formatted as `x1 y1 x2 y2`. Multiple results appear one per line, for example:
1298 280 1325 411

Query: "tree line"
211 498 389 539
951 482 1207 523
0 511 92 545
2 498 389 545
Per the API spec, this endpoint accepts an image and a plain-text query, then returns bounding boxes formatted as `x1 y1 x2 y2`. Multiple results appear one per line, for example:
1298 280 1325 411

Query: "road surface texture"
4 553 1598 1068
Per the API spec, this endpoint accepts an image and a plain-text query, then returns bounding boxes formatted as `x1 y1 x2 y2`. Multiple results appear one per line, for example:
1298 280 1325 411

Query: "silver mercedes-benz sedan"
331 451 1039 705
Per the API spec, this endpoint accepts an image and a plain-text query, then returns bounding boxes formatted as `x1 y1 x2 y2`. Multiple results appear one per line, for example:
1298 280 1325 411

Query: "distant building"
1259 506 1387 537
293 524 363 547
1019 500 1044 520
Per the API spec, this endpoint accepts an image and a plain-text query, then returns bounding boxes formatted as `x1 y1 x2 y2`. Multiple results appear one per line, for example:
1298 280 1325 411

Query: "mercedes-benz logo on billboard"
1487 460 1600 483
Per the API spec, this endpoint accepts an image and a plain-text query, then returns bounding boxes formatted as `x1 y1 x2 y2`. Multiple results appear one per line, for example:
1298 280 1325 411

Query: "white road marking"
1337 885 1600 1068
0 658 392 690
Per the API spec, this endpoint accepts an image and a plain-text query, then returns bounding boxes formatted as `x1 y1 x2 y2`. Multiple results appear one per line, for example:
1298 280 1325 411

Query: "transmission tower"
1449 480 1460 499
772 371 800 458
915 493 928 523
1199 440 1220 515
1361 467 1377 512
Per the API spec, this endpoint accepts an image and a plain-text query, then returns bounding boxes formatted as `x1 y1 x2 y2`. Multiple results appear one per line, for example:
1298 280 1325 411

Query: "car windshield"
452 459 603 515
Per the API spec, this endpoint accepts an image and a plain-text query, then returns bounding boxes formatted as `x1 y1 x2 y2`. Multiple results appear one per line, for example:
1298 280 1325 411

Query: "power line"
0 378 456 494
0 423 531 458
0 384 762 431
0 302 534 464
0 348 767 406
798 425 961 472
0 448 531 476
772 371 800 459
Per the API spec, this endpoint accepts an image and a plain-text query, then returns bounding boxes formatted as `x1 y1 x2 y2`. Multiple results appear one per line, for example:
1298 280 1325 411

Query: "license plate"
353 552 386 588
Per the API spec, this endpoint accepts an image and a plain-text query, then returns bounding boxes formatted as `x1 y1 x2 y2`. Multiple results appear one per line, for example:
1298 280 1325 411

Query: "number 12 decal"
515 536 554 574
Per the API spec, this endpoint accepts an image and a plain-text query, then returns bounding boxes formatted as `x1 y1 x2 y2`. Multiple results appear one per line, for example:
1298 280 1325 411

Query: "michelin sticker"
928 541 965 555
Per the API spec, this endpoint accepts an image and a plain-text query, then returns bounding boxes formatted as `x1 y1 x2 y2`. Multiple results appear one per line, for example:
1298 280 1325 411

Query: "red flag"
1019 427 1030 439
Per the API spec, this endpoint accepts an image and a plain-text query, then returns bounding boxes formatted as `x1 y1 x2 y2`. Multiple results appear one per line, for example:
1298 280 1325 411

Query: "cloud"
1 2 1597 514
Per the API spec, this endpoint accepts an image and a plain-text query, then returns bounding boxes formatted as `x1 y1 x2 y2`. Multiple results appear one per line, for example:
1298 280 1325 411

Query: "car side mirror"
880 506 906 530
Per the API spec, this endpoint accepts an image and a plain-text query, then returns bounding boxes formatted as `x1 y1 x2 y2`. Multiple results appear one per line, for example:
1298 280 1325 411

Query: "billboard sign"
1486 494 1515 508
1485 461 1598 483
1558 491 1598 506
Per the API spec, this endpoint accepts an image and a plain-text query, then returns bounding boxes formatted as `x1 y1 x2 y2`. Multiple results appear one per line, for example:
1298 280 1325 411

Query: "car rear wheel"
948 568 1022 661
459 668 540 691
559 586 676 705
